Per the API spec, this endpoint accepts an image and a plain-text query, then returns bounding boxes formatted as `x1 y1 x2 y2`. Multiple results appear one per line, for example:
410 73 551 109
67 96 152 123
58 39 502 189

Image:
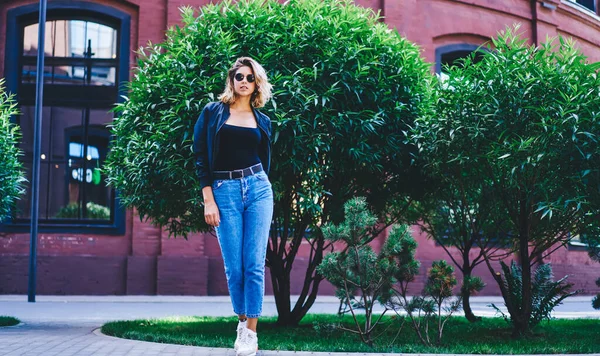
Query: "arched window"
2 2 129 234
435 44 486 80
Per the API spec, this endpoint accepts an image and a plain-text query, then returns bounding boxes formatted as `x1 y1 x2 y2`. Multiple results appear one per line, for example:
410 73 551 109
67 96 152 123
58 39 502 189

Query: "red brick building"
0 0 599 296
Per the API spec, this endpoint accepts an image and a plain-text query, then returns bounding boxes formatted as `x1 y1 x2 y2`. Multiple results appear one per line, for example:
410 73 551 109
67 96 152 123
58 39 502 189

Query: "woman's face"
233 65 256 98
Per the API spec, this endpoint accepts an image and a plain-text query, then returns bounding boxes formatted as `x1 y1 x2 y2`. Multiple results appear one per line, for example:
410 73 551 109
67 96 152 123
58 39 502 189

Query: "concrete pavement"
1 295 599 355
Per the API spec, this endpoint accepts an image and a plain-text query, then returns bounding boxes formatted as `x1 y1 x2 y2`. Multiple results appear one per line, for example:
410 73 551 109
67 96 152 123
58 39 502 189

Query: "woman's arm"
193 104 212 189
193 103 219 226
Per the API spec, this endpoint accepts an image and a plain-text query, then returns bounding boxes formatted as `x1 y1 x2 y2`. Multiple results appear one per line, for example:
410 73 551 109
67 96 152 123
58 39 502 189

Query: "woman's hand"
202 186 220 226
204 200 220 226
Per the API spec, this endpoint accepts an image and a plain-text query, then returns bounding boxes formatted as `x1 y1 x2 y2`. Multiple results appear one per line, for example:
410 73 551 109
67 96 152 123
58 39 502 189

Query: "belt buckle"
232 169 243 179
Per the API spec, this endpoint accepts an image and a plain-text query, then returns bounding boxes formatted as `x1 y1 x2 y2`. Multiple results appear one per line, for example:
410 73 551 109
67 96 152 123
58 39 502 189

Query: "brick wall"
1 0 600 296
0 255 127 294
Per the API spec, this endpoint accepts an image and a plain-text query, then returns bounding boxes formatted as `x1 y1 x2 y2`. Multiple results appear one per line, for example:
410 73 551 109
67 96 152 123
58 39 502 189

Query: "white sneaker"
234 320 247 351
236 328 258 356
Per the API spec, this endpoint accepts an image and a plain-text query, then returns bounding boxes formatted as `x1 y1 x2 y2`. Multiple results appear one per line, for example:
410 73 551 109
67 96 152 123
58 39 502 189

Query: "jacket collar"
220 102 267 131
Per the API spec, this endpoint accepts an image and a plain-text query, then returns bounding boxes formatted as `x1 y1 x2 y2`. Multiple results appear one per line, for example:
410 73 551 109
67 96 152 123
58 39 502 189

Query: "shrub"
489 261 577 330
0 79 24 222
317 197 415 347
387 259 467 346
411 24 600 336
319 198 466 347
104 0 434 325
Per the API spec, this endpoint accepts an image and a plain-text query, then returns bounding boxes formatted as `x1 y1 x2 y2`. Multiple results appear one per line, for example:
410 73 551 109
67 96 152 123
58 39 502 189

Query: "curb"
92 326 600 356
93 328 231 353
0 295 595 303
0 321 24 328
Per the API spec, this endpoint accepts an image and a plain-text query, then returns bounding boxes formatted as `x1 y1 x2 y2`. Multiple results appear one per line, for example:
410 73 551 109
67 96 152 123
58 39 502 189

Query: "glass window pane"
575 0 596 11
441 50 484 70
16 106 114 222
23 20 117 59
21 65 116 86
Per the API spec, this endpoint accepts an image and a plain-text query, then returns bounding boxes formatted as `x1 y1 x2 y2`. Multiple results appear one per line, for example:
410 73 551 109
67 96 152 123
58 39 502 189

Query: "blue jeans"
212 170 273 318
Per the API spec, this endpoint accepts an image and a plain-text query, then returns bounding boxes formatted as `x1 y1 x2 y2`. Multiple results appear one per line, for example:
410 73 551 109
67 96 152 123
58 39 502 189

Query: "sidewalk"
1 295 599 356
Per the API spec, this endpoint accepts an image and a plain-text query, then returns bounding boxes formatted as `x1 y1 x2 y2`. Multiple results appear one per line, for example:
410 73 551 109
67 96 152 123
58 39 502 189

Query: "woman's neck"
230 96 252 112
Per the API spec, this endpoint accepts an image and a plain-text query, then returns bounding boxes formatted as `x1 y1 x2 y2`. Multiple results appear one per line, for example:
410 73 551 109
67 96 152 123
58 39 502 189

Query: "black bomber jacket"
193 101 272 188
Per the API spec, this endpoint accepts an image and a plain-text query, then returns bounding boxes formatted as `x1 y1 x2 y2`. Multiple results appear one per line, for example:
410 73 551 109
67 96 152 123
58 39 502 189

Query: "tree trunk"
514 237 532 336
461 250 481 323
461 263 480 323
270 231 326 326
270 258 292 325
514 197 532 337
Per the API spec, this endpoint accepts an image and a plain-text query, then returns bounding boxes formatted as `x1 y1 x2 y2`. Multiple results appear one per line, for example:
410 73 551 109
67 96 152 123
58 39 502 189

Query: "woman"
193 57 273 356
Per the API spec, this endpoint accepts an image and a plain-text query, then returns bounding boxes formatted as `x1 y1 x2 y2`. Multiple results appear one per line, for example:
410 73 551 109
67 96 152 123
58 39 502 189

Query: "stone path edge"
92 326 600 356
92 328 236 354
0 322 25 329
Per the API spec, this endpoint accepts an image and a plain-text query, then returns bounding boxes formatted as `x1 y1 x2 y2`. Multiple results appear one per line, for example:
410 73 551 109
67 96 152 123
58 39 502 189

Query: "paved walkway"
1 295 599 355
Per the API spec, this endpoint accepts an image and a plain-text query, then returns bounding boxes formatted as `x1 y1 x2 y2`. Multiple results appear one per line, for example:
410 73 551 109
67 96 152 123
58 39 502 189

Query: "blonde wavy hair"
218 57 272 108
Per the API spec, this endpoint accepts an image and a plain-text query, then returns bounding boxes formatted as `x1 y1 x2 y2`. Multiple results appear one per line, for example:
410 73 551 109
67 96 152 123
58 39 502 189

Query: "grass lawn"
101 314 600 354
0 316 20 327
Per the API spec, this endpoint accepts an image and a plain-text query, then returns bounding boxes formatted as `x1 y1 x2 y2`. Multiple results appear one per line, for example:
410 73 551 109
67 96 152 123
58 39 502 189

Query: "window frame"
1 1 130 235
569 0 597 13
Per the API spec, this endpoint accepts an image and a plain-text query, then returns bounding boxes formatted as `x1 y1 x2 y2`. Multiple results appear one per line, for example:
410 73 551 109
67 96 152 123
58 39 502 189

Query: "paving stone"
0 296 599 355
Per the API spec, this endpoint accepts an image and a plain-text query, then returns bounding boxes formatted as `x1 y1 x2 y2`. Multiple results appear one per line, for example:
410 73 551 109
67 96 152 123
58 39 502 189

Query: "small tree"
386 259 468 346
411 51 513 322
411 25 600 336
105 0 434 326
0 79 24 222
415 184 498 322
318 197 417 347
424 260 461 344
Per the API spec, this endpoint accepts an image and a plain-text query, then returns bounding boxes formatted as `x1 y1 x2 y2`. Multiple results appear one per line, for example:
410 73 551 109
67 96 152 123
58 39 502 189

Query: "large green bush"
105 0 434 325
411 26 600 336
0 80 24 222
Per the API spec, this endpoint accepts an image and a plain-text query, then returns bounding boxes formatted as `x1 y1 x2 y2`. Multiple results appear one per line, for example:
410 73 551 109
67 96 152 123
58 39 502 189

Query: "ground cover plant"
0 316 20 327
101 314 600 354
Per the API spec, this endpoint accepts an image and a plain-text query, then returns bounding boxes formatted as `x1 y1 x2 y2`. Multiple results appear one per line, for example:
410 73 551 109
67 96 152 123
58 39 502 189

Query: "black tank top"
214 124 262 171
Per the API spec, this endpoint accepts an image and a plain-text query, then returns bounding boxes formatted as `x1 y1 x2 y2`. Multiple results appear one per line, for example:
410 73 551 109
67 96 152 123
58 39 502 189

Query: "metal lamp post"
28 0 48 303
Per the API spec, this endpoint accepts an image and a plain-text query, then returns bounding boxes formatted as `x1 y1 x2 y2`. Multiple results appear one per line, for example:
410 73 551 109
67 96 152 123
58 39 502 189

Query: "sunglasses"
234 73 255 83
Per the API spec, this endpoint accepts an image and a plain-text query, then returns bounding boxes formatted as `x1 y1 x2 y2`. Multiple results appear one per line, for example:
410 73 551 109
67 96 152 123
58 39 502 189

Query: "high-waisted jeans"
212 169 273 318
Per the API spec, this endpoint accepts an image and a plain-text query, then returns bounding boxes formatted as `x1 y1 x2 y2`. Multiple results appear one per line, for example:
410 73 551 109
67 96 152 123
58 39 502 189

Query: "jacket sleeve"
193 104 212 188
264 113 272 174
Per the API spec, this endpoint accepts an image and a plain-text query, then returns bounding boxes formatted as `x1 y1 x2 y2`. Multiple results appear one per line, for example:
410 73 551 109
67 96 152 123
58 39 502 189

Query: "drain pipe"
530 0 539 46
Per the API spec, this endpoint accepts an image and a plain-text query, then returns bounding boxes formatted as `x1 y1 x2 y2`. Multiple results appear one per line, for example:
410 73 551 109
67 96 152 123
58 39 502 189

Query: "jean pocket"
212 180 225 190
255 171 269 182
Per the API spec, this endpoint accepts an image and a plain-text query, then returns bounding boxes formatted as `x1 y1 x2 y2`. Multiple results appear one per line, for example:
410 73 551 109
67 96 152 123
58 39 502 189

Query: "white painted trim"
561 0 600 22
